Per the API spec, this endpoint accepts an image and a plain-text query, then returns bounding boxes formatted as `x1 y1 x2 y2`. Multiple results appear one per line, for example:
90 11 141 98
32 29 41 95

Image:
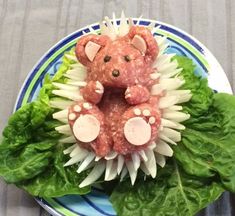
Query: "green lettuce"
0 49 91 197
110 161 223 216
1 51 235 216
110 56 235 216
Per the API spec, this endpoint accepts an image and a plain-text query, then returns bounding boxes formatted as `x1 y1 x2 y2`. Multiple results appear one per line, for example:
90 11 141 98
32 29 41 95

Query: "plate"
14 18 232 216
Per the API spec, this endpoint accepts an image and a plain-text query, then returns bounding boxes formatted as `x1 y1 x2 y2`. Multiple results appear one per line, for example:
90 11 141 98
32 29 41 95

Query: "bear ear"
128 26 159 64
75 34 110 66
131 35 147 54
85 41 101 62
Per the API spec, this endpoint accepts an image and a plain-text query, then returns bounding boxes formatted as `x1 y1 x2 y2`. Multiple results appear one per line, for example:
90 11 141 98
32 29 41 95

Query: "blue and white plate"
14 18 232 216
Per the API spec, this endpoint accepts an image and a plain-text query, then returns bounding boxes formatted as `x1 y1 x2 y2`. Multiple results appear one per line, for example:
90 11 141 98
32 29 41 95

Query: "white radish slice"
52 82 78 91
159 78 185 91
73 114 100 143
161 118 185 130
112 12 119 33
154 140 173 157
79 161 105 188
95 156 102 161
158 43 169 56
85 41 101 62
148 142 157 150
155 36 167 47
150 73 161 80
99 21 109 36
58 118 68 123
52 90 83 101
104 17 116 40
63 73 86 81
63 144 77 154
160 68 182 78
159 96 179 109
105 151 118 160
158 60 178 73
131 153 140 171
117 155 124 175
53 109 68 119
153 53 175 68
143 149 157 178
50 100 74 110
138 150 148 162
77 152 96 173
105 160 113 180
65 54 78 62
60 135 76 143
66 68 87 77
155 153 166 167
55 124 72 135
136 15 143 26
128 17 134 27
69 145 81 157
70 62 85 69
66 67 87 76
120 167 128 182
131 35 147 54
163 111 190 122
161 128 181 142
151 84 165 95
105 161 118 181
67 80 87 87
159 133 177 145
64 150 88 167
167 90 191 96
119 11 129 36
140 163 150 175
177 93 192 103
126 160 138 185
124 117 151 146
166 105 183 111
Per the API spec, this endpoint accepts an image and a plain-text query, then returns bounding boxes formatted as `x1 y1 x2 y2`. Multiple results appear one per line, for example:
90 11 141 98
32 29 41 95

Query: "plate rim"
13 18 233 216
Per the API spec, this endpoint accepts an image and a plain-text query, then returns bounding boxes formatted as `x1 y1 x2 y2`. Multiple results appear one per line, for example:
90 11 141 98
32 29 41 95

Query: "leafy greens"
0 51 235 215
110 56 235 216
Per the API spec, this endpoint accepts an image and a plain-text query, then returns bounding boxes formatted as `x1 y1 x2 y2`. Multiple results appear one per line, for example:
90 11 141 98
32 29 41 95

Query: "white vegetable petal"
79 161 105 188
159 96 179 109
155 153 166 167
59 136 76 143
154 140 173 157
143 149 157 178
63 144 77 154
52 90 82 101
77 152 96 173
131 153 141 171
117 155 125 175
126 160 138 185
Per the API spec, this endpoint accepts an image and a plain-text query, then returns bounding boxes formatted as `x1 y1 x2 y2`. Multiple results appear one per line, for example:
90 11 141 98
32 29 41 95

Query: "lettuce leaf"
110 56 232 216
17 143 90 197
0 98 90 196
110 161 223 216
174 93 235 192
0 48 91 196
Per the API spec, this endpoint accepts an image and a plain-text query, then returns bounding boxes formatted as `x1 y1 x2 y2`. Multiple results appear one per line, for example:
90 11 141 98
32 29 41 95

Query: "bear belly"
98 89 130 148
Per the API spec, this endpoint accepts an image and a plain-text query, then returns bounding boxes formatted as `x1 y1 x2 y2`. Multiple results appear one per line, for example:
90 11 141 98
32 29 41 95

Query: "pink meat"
71 25 161 157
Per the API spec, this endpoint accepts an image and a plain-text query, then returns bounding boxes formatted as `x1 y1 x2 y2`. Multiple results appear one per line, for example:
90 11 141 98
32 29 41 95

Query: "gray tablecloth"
0 0 234 215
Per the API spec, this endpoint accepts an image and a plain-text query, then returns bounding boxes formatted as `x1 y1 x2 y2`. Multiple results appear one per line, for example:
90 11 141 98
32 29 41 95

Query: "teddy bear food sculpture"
51 14 192 187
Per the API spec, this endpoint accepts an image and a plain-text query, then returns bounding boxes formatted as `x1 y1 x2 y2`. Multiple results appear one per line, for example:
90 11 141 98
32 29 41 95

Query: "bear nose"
112 69 120 77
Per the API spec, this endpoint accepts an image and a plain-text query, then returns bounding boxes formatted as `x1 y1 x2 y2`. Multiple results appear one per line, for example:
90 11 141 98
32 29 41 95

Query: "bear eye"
124 55 131 62
104 55 111 62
